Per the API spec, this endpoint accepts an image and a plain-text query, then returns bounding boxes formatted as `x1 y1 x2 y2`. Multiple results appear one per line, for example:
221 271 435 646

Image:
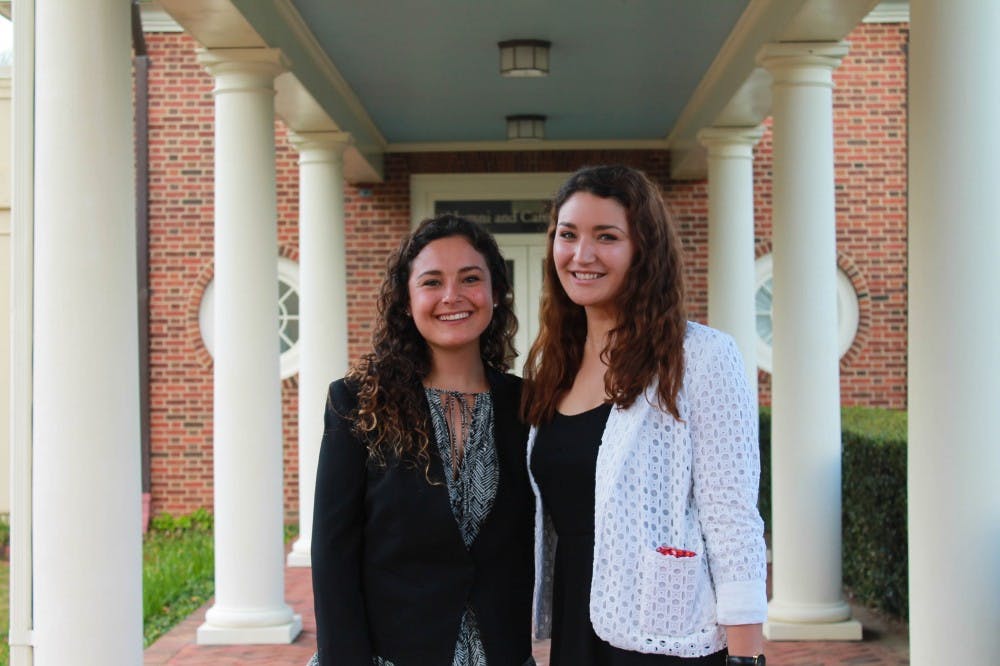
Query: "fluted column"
32 1 143 663
196 48 302 644
908 2 1000 663
698 126 765 394
758 42 861 641
287 131 352 568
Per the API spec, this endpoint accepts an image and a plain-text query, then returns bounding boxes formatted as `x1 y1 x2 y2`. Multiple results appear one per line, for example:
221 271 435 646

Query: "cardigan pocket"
638 546 709 637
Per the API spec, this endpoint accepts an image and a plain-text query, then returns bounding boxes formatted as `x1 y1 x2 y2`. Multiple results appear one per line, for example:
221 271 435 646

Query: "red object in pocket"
656 545 696 558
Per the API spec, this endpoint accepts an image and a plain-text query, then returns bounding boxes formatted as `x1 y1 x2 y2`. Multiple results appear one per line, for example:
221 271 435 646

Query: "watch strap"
726 656 765 666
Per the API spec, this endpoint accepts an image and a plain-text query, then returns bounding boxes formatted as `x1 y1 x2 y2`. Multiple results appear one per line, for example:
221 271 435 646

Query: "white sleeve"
688 331 768 625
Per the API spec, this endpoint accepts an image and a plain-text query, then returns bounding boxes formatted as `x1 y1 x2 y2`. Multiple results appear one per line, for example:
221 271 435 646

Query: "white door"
496 234 547 376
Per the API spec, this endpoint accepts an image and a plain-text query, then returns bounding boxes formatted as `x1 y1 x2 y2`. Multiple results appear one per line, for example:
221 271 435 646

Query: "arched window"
198 256 302 379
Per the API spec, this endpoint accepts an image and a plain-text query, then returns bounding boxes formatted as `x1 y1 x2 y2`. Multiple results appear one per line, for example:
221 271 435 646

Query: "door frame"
410 173 569 227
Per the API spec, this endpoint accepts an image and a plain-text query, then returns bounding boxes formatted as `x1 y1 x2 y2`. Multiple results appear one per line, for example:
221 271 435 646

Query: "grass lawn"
143 510 215 647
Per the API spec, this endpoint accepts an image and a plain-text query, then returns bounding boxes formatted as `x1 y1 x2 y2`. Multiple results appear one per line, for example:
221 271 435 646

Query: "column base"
764 618 862 641
285 536 312 567
197 614 303 645
287 539 311 568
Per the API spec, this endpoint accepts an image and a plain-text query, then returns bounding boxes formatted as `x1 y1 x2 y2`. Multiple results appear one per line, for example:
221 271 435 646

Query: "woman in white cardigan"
521 165 767 666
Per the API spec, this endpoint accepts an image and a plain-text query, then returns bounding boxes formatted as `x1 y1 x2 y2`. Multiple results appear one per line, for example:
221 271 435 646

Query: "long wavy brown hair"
521 165 687 425
346 214 517 474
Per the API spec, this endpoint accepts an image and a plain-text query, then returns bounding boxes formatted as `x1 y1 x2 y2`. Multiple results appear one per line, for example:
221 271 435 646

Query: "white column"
287 131 352 568
908 2 1000 663
196 48 302 645
9 3 36 663
32 1 143 663
758 42 861 641
0 64 12 518
698 126 764 394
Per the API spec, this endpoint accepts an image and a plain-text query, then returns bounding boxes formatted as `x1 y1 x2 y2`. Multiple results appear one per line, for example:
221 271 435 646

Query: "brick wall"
145 21 908 519
146 32 212 519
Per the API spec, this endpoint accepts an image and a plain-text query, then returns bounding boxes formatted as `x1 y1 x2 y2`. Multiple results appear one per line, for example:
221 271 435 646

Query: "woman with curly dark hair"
310 215 535 666
522 166 767 665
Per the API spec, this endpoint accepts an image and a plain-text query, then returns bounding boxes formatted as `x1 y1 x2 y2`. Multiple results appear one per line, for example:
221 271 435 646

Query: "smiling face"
407 235 495 359
552 190 635 317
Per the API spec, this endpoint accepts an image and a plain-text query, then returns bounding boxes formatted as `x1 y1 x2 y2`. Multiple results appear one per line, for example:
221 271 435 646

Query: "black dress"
530 404 726 666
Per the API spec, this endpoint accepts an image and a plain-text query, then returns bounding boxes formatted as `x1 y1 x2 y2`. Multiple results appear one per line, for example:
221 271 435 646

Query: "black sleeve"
311 379 374 665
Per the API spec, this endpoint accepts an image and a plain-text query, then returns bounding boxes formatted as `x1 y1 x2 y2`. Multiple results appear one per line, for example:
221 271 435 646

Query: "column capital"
288 131 353 159
697 125 765 158
196 48 288 91
757 41 849 86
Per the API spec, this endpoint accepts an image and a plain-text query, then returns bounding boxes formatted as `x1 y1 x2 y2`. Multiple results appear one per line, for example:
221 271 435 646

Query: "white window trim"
199 256 302 380
754 253 860 373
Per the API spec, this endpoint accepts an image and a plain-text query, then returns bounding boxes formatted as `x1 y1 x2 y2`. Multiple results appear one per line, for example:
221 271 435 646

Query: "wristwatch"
726 656 765 666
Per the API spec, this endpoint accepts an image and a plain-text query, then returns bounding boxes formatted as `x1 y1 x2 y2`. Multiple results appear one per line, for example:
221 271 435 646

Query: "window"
199 257 302 379
754 253 859 373
277 277 300 355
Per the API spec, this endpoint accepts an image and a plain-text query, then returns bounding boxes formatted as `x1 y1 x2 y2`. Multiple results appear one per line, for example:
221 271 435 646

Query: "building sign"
434 199 549 233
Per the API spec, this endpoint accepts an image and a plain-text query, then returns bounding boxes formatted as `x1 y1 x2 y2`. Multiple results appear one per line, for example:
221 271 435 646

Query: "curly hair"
347 214 517 474
521 165 687 425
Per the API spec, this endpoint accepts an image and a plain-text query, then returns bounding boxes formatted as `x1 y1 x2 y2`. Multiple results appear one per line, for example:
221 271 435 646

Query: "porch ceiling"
271 0 750 144
153 0 882 182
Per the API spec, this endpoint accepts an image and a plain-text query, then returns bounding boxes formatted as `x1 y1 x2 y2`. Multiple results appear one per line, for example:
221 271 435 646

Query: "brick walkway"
145 566 909 665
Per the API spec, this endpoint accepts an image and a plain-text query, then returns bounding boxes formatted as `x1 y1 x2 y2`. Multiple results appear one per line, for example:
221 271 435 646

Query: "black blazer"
311 370 534 665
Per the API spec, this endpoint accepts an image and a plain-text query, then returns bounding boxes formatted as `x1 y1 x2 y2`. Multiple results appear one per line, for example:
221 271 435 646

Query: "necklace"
425 387 486 478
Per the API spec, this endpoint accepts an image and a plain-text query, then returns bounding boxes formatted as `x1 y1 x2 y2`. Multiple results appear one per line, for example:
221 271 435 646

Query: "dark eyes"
557 230 620 242
419 274 482 287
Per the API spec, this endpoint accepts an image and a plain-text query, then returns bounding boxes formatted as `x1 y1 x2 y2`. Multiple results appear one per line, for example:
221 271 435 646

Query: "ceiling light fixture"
499 39 551 77
506 114 546 141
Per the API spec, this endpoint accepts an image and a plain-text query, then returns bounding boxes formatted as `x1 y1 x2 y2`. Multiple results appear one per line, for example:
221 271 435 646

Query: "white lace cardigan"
527 322 768 658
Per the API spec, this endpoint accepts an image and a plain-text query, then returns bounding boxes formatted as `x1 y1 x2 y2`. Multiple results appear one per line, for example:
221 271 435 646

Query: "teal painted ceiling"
285 0 750 143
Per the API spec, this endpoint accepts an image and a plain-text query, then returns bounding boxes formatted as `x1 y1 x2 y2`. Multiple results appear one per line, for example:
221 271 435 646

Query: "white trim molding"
864 1 909 24
140 2 184 33
390 139 671 153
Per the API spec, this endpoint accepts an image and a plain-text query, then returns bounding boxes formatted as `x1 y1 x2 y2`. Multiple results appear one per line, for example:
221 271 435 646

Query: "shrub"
149 506 213 535
758 409 772 531
758 406 908 619
841 408 908 617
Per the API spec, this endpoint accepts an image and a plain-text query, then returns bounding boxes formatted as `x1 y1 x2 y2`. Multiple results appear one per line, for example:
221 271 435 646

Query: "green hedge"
758 406 908 619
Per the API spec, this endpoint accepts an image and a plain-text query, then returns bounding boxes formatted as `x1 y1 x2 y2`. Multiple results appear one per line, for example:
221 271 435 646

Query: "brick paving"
145 565 909 665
